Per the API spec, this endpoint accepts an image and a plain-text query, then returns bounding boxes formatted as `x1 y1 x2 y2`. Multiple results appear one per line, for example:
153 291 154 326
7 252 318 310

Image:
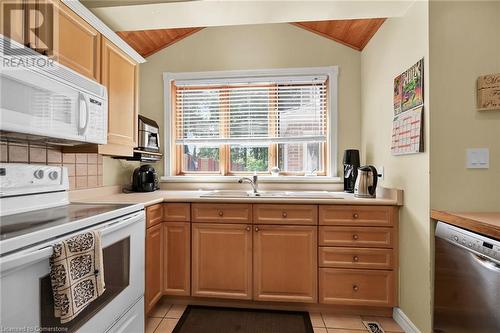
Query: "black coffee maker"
132 165 159 192
343 149 360 193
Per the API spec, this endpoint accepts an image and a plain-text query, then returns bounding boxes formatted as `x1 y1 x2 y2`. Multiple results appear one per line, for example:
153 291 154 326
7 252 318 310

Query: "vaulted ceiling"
117 18 386 58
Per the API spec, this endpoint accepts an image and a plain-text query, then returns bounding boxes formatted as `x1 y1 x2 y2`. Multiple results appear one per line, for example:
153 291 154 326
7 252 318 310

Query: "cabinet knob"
352 234 359 240
246 226 251 232
282 211 288 218
353 285 359 292
218 210 224 217
353 213 359 219
353 255 359 262
255 227 260 232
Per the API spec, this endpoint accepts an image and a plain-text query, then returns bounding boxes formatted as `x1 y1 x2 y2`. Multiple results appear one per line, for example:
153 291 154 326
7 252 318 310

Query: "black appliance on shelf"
343 149 360 193
132 165 159 192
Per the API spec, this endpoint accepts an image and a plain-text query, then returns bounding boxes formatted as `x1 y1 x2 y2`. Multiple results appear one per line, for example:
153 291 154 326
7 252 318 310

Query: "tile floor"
146 299 404 333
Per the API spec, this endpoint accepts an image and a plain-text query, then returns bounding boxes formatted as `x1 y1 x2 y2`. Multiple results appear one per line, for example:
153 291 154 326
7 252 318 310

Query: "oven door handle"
0 246 53 276
99 211 143 236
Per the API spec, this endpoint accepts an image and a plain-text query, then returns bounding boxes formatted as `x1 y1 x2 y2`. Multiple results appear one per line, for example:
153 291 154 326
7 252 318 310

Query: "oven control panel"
0 163 68 197
436 221 500 261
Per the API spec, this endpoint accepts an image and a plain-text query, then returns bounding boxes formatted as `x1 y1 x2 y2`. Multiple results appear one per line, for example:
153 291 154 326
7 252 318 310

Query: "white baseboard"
393 307 422 333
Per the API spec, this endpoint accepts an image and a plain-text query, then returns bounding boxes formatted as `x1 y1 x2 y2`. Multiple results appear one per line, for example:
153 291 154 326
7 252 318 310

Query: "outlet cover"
466 148 489 169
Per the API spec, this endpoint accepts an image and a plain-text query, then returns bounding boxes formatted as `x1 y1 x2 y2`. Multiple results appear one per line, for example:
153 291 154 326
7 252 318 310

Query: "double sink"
201 190 343 199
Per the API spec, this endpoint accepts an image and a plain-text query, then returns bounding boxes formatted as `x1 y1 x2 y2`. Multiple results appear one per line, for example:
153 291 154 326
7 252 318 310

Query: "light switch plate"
466 148 489 169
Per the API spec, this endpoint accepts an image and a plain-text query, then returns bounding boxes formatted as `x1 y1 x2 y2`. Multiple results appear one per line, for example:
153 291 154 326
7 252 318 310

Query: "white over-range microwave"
0 35 108 145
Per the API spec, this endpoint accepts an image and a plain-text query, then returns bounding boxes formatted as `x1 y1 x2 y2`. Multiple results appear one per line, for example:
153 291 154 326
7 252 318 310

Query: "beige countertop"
431 210 500 240
71 187 403 207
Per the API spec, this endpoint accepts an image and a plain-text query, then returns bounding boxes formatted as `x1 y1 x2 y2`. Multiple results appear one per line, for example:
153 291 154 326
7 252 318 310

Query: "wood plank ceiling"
116 27 203 57
117 18 385 58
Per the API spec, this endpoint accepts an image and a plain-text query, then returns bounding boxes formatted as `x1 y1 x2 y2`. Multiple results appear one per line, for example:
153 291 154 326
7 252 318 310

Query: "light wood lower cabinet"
191 223 253 300
319 268 395 306
163 222 190 296
145 223 162 313
253 225 317 303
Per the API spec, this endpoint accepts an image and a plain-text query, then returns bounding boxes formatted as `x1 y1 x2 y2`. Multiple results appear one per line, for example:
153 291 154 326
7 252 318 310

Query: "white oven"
0 35 107 145
0 210 145 333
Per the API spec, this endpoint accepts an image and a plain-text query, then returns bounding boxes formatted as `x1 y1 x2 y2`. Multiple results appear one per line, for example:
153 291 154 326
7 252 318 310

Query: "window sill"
161 175 342 184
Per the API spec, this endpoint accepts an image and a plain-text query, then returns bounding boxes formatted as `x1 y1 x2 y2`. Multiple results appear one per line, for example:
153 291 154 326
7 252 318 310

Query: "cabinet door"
145 224 162 313
0 0 26 45
253 225 317 303
53 0 101 81
99 37 138 156
191 223 252 299
163 222 190 296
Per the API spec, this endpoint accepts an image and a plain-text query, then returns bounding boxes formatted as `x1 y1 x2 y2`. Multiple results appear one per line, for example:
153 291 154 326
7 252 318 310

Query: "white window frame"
162 66 339 182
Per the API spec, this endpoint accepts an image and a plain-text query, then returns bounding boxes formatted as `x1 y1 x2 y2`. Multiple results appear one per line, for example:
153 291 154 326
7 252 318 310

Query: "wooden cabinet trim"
163 203 190 222
319 205 394 227
253 204 318 225
191 203 252 224
146 204 163 229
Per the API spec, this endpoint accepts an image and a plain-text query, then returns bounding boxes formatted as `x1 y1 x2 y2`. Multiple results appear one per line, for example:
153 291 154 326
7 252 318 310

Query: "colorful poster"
391 106 424 155
393 74 403 115
393 58 424 114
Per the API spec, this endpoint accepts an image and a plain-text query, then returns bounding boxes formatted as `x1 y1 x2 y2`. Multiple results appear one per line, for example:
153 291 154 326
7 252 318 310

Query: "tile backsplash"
1 141 103 190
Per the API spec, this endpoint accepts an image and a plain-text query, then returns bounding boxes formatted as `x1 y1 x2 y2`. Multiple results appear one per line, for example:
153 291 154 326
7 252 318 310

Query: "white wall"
138 23 361 178
429 0 500 211
361 1 431 332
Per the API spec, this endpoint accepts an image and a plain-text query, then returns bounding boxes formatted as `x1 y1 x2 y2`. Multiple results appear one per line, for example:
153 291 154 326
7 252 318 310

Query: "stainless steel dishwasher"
434 222 500 333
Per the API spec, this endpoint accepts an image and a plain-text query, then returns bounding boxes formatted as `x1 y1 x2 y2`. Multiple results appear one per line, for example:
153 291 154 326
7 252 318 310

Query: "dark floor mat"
172 305 314 333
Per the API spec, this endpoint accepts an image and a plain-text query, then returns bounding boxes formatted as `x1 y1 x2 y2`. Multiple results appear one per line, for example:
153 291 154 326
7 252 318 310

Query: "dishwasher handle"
471 253 500 273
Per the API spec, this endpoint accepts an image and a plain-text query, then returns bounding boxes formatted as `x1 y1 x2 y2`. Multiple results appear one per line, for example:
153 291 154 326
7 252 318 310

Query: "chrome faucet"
238 174 259 195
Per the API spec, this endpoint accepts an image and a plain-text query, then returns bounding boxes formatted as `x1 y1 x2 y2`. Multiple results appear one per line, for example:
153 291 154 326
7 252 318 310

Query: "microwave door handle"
78 93 90 136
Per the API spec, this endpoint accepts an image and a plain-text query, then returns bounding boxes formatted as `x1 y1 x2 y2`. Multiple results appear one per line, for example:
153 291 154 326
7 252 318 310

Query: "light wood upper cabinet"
53 0 101 81
99 37 138 156
191 223 253 300
253 225 317 303
145 223 163 313
163 222 190 296
0 0 26 45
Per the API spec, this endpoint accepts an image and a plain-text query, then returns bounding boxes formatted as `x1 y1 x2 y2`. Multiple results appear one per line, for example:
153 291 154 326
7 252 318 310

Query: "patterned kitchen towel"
50 231 105 323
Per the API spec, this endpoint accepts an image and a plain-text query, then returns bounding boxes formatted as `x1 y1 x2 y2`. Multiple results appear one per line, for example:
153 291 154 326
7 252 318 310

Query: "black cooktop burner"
0 203 132 241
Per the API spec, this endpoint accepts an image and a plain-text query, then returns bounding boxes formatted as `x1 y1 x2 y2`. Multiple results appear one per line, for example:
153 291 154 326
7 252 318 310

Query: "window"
165 67 337 177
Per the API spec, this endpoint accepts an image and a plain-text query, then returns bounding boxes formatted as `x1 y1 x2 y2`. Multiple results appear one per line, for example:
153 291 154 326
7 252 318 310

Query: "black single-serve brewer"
343 149 360 193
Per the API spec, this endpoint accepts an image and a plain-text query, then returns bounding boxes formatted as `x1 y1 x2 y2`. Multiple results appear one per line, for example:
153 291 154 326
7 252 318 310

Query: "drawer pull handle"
246 226 251 232
282 212 288 218
255 227 260 232
353 285 359 292
352 234 359 240
218 210 224 217
353 213 359 219
353 256 359 262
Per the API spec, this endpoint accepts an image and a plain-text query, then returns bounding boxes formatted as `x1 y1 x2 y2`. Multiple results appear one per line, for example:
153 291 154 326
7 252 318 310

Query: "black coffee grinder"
343 149 360 193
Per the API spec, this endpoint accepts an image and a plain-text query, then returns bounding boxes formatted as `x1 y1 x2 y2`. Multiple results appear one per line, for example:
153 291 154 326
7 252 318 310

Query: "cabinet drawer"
319 226 393 248
253 204 317 225
146 204 163 228
319 206 394 226
163 203 190 222
192 203 251 223
319 247 393 270
319 268 395 306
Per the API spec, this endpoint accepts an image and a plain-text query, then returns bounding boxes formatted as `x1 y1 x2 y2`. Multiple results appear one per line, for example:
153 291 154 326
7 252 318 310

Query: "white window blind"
174 76 327 145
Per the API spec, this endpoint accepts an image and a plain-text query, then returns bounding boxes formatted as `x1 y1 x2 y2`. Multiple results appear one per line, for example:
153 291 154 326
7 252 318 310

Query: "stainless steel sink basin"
200 190 343 199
